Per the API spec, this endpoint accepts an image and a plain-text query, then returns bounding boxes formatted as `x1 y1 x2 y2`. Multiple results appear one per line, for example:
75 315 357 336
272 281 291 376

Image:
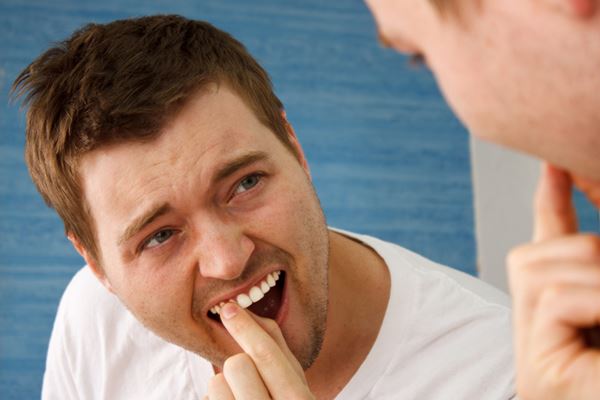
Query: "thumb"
533 162 578 242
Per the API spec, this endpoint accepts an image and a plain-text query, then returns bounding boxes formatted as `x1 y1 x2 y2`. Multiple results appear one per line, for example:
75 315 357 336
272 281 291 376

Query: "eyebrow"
116 151 269 247
213 151 269 183
117 203 172 247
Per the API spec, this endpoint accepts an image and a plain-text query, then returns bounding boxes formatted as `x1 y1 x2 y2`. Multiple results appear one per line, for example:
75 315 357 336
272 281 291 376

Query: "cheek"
429 48 505 139
112 256 196 331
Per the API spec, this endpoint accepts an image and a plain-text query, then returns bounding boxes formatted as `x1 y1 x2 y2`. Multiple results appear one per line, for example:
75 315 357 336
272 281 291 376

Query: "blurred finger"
508 234 600 268
510 259 600 312
533 163 577 243
532 285 600 354
509 258 600 361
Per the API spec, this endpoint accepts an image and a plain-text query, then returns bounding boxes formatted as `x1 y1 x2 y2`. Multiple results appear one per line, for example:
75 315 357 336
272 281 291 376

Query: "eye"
233 173 262 196
141 229 174 251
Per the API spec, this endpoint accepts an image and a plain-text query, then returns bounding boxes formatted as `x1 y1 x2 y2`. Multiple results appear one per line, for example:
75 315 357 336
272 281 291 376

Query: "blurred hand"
204 302 315 400
508 163 600 400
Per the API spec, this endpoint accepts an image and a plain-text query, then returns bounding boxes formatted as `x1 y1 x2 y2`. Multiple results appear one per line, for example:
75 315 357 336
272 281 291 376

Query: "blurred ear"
67 233 114 293
546 0 596 18
281 111 311 178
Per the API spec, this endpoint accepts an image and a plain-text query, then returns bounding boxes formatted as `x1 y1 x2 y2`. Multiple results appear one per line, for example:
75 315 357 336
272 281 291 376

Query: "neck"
304 230 391 399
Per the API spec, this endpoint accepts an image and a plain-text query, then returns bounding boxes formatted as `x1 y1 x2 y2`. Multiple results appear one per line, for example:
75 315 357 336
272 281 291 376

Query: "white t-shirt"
42 230 516 399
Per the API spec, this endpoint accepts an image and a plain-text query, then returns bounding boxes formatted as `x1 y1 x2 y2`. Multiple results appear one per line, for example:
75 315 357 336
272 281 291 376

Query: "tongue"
247 275 283 320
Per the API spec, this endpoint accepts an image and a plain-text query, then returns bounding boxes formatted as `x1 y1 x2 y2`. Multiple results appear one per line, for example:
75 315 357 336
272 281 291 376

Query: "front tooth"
267 274 276 287
237 293 252 308
260 281 270 294
249 286 264 302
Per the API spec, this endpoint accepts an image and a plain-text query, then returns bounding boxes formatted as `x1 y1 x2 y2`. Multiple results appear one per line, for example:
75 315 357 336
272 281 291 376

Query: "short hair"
12 15 295 264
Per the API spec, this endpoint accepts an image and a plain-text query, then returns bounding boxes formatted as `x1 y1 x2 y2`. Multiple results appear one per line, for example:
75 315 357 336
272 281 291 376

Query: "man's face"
366 0 600 187
77 85 329 368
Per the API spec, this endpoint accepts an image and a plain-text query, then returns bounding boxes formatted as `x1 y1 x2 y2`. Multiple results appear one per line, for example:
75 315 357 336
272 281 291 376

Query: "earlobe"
281 110 311 178
67 233 115 293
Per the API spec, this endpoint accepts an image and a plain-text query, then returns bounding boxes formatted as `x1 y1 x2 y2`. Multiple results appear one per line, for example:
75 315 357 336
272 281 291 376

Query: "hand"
508 163 600 400
204 302 315 399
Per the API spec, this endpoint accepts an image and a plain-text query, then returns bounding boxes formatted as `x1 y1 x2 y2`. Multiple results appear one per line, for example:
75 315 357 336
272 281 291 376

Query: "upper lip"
204 269 283 314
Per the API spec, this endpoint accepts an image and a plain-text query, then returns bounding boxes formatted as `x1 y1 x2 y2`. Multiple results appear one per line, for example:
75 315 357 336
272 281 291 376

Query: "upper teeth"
210 271 281 315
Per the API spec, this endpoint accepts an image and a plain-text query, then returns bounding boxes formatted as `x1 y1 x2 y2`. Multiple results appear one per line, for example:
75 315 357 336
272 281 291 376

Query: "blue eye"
234 174 262 195
143 229 174 250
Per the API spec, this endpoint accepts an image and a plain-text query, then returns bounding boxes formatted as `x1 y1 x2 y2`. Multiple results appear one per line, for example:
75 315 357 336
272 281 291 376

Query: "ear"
68 233 115 294
549 0 596 18
281 110 311 178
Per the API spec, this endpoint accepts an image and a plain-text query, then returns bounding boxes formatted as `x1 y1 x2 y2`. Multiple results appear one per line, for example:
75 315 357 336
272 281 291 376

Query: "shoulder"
333 229 516 399
43 267 210 399
339 228 511 308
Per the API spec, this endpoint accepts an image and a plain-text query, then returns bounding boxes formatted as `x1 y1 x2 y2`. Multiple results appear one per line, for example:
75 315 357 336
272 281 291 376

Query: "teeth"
260 281 269 293
236 293 252 308
249 286 264 302
209 271 282 315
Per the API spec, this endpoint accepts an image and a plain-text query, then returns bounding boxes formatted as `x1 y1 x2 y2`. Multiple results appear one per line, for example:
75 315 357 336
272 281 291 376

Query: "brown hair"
12 15 294 264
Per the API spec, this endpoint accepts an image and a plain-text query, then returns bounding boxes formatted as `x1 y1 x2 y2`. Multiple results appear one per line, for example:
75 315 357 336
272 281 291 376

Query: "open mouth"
207 271 286 323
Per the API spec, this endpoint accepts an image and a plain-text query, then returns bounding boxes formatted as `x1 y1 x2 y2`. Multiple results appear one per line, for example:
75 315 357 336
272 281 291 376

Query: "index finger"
533 163 578 243
219 302 312 399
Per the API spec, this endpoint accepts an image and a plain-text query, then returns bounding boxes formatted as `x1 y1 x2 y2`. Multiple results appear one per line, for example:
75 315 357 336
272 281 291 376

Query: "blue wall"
2 0 480 397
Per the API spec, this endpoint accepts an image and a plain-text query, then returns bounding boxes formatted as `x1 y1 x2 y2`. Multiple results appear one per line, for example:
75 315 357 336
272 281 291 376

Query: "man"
365 1 600 399
14 15 515 399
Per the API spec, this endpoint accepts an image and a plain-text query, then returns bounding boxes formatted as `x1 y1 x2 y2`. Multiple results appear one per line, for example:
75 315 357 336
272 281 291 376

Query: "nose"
196 221 254 281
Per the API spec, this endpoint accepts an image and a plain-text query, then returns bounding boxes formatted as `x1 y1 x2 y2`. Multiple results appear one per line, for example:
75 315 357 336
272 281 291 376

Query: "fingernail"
220 302 239 320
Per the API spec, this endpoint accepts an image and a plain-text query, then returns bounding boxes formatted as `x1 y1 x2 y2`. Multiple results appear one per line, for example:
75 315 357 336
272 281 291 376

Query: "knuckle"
538 284 565 309
223 352 253 374
207 372 226 392
250 340 278 365
507 245 524 265
507 255 537 292
507 245 529 274
289 390 316 400
578 234 600 259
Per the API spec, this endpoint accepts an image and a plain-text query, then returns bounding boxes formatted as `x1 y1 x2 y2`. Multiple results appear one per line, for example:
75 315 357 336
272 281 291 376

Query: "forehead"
78 84 286 223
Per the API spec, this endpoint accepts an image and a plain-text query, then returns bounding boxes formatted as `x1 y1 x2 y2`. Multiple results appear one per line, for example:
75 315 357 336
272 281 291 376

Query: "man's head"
13 15 329 368
366 0 600 201
13 15 298 265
